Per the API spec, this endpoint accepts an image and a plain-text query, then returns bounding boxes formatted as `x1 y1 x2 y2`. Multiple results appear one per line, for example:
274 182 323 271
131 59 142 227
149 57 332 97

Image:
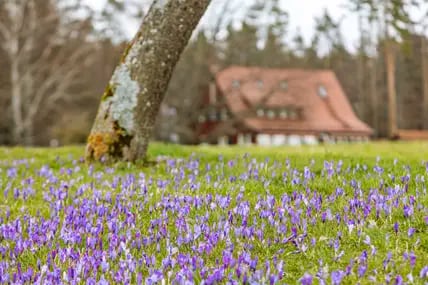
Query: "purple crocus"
420 266 428 279
300 273 313 285
403 205 413 218
358 264 367 278
393 222 399 234
97 276 108 285
146 270 163 285
331 270 345 285
394 275 403 285
409 252 416 268
407 227 416 237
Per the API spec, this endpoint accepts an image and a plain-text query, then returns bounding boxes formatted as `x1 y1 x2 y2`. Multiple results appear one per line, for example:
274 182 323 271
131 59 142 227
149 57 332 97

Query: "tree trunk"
11 59 24 144
385 41 397 138
86 0 211 162
23 122 34 146
369 57 378 135
357 13 364 120
369 19 379 136
422 35 428 129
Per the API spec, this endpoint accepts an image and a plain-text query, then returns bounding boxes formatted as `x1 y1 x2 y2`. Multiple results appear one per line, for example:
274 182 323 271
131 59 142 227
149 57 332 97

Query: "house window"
232 80 241 89
218 136 229 145
237 134 245 145
244 134 252 144
303 135 318 145
279 109 288 119
257 108 265 117
256 134 271 146
289 109 298 119
267 110 275 119
318 85 328 98
257 79 264 89
288 135 301 146
280 80 288 91
272 135 286 146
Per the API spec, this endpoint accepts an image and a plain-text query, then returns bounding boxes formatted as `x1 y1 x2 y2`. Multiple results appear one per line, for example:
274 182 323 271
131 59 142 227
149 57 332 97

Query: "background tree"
314 9 345 69
222 22 260 66
356 0 422 137
250 0 289 68
420 16 428 129
0 0 96 145
346 0 372 124
221 0 289 67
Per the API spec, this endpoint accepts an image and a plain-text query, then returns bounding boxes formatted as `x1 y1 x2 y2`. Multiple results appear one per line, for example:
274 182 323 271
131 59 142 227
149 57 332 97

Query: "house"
197 66 373 146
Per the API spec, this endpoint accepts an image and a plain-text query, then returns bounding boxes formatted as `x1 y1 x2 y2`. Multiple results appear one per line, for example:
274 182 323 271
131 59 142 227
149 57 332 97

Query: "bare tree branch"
0 0 96 144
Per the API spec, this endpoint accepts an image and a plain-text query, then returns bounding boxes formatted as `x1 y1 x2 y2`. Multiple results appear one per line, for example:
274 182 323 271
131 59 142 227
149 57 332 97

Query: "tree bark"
357 12 364 119
11 59 24 144
6 1 25 144
369 57 378 135
385 41 397 138
85 0 211 162
422 35 428 129
369 19 379 136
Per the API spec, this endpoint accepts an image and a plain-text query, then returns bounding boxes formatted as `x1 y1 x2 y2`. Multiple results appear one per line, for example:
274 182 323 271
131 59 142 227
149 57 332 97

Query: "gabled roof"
215 66 373 135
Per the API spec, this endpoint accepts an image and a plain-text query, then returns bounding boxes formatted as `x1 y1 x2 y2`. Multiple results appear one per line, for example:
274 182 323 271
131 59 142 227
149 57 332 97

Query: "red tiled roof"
215 66 373 136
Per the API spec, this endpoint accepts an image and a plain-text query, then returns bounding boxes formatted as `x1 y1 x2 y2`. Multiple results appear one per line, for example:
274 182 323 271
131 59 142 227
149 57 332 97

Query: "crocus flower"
331 270 345 285
300 273 313 285
407 228 416 237
420 266 428 279
393 222 399 234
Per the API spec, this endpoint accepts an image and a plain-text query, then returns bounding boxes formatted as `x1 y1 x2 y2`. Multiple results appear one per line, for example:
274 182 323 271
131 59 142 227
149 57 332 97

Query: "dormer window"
289 109 298 119
279 109 288 119
280 80 288 91
257 79 264 89
318 85 328 98
267 110 275 119
257 108 265 117
232 80 241 89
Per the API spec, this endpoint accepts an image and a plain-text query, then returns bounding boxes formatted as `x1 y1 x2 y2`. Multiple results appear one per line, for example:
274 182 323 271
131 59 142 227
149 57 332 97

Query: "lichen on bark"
86 62 140 162
86 123 132 161
105 65 140 133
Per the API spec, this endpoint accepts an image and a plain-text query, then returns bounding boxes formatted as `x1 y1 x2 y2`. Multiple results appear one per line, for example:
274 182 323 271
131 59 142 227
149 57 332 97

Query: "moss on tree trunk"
86 0 211 162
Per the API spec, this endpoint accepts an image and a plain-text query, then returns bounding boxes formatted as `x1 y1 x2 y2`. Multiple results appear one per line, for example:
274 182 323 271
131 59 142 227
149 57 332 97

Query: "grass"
0 142 427 284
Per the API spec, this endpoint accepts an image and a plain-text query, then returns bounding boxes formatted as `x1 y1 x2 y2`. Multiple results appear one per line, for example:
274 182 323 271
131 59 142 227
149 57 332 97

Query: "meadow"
0 142 428 284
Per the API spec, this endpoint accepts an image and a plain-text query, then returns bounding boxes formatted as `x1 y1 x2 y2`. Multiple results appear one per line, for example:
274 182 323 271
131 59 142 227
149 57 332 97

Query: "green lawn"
3 140 428 164
0 142 427 284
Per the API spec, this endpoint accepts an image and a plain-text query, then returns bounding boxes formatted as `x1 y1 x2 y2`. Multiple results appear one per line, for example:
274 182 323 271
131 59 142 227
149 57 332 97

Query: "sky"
284 0 359 48
83 0 424 53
